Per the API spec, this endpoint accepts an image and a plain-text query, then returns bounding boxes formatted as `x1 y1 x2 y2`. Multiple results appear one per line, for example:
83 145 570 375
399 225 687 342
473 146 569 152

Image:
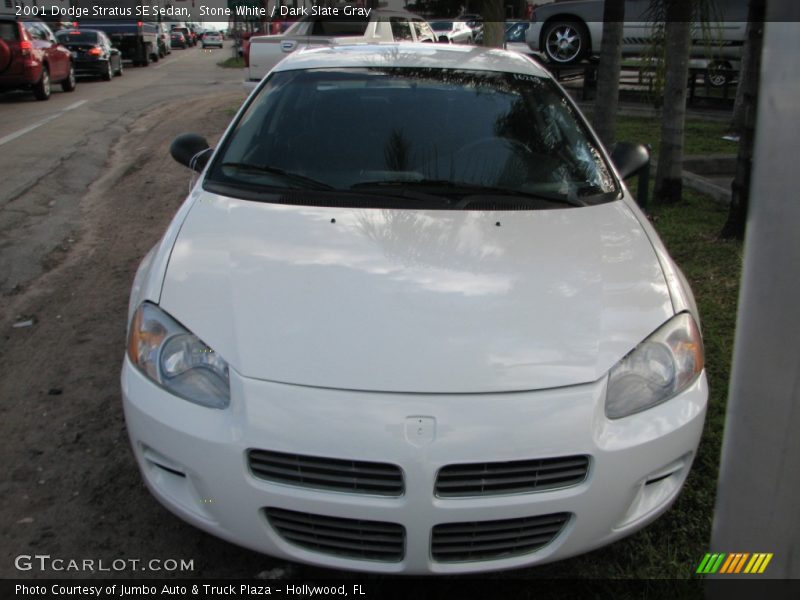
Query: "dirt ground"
0 92 341 579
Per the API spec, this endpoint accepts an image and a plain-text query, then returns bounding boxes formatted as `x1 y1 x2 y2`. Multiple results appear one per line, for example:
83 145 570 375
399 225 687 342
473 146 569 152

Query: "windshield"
206 67 618 209
430 22 454 31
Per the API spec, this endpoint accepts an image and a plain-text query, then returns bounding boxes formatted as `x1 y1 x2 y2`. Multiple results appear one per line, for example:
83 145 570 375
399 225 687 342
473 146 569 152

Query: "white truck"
525 0 747 85
245 10 437 88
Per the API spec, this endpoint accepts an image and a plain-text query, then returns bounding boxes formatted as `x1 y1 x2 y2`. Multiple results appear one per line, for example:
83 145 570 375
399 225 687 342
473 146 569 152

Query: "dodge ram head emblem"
405 416 436 447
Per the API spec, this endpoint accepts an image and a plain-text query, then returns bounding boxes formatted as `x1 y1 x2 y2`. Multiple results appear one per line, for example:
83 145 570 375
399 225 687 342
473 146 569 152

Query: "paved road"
0 45 301 579
0 45 243 298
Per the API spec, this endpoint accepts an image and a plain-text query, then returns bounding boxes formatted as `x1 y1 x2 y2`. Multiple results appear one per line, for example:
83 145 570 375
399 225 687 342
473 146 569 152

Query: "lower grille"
436 455 590 497
265 508 405 562
431 513 570 562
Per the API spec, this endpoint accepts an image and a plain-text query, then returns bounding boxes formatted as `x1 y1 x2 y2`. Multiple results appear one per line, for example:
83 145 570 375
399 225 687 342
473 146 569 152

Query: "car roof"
273 44 551 78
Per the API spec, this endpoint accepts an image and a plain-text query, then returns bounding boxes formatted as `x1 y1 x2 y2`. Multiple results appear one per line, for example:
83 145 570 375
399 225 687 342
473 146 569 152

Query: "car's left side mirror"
611 142 650 180
170 133 212 172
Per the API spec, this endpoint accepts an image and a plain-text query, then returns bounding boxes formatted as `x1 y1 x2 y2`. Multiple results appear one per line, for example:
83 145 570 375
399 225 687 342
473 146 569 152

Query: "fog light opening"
615 453 692 530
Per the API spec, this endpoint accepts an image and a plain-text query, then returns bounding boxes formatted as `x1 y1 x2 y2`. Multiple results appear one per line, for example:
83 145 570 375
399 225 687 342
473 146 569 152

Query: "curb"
682 170 731 203
649 159 732 204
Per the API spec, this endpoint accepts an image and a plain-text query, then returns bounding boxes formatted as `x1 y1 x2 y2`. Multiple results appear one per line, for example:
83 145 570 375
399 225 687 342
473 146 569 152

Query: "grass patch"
217 56 245 69
616 115 738 156
518 190 742 579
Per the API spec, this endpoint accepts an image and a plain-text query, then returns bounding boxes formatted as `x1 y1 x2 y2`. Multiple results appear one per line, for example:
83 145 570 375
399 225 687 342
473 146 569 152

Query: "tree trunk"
592 0 626 147
482 0 505 48
654 1 693 204
721 0 766 240
730 13 755 134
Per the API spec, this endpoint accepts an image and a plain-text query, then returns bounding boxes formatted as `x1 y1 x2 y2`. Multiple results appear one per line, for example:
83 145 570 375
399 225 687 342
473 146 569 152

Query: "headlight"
127 302 230 409
605 312 704 419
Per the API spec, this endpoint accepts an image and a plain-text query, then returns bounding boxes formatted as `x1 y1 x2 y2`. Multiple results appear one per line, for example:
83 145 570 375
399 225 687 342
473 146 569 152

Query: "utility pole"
709 3 800 581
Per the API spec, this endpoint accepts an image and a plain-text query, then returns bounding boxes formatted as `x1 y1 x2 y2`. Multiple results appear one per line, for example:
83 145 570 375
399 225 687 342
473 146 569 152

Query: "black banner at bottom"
3 578 800 600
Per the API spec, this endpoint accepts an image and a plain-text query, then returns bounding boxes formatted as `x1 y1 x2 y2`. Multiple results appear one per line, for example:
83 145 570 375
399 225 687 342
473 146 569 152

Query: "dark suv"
0 16 76 100
171 26 195 47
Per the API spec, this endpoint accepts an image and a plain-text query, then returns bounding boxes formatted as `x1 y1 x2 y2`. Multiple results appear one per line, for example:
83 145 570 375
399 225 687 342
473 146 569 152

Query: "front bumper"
121 357 707 574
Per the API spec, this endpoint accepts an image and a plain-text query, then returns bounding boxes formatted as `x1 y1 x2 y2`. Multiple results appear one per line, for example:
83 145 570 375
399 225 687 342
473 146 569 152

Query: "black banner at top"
4 1 799 24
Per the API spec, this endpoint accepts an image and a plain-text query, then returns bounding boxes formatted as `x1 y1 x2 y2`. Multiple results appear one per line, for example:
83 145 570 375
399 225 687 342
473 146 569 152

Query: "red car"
0 16 76 100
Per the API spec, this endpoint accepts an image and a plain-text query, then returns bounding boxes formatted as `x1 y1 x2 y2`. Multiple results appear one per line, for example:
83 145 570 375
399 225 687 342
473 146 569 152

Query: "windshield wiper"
454 188 593 209
455 183 622 209
349 180 454 205
220 163 333 190
351 179 598 208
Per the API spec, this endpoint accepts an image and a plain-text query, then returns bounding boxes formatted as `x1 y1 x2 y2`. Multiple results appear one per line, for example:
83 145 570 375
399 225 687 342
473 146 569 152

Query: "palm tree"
482 0 505 48
653 0 693 204
592 0 626 147
721 0 766 240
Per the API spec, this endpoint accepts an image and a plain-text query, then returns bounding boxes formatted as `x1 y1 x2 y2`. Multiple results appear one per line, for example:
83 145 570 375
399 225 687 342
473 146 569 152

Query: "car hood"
159 192 673 393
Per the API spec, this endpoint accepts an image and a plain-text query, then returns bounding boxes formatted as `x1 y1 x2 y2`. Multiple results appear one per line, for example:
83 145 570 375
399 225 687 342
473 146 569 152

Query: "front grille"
431 513 570 562
248 449 404 496
265 508 405 562
435 455 590 497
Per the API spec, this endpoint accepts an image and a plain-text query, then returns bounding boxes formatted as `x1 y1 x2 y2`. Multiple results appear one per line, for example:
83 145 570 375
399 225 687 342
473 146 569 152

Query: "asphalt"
0 43 245 298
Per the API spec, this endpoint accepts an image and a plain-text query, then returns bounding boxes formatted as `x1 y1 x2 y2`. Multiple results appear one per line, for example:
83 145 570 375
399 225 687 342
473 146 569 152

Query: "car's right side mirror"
611 142 650 180
170 133 212 172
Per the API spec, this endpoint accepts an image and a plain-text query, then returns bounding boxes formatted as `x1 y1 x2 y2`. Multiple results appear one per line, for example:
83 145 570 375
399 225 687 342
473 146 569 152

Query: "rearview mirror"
170 133 212 172
611 142 650 180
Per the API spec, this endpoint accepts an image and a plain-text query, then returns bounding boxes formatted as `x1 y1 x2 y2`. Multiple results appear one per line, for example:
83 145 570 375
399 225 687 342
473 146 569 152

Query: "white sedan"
122 44 707 574
201 31 224 49
430 20 475 44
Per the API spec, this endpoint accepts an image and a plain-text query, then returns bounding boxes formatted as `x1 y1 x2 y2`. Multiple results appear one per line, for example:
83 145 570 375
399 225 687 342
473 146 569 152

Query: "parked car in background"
462 13 484 43
157 22 172 57
55 29 123 80
526 0 746 75
505 21 535 55
42 20 73 33
0 15 76 100
430 20 474 44
79 20 159 66
410 19 437 44
245 11 438 86
188 24 202 45
170 31 187 49
202 31 223 49
128 43 707 574
171 26 195 47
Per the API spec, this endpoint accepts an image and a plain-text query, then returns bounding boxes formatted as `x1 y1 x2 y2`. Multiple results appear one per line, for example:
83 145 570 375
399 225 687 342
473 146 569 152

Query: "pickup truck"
78 20 159 66
245 10 437 87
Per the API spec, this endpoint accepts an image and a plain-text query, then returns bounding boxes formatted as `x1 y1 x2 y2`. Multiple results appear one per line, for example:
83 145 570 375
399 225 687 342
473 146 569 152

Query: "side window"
40 22 55 40
390 17 413 42
506 23 527 43
23 23 42 40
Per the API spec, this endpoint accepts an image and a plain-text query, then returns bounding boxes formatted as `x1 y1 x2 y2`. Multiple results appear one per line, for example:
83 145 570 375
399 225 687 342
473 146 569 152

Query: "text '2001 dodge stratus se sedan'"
122 44 707 574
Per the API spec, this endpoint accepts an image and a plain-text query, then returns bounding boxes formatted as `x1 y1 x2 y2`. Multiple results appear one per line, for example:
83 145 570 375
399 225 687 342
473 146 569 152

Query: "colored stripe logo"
696 553 773 574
